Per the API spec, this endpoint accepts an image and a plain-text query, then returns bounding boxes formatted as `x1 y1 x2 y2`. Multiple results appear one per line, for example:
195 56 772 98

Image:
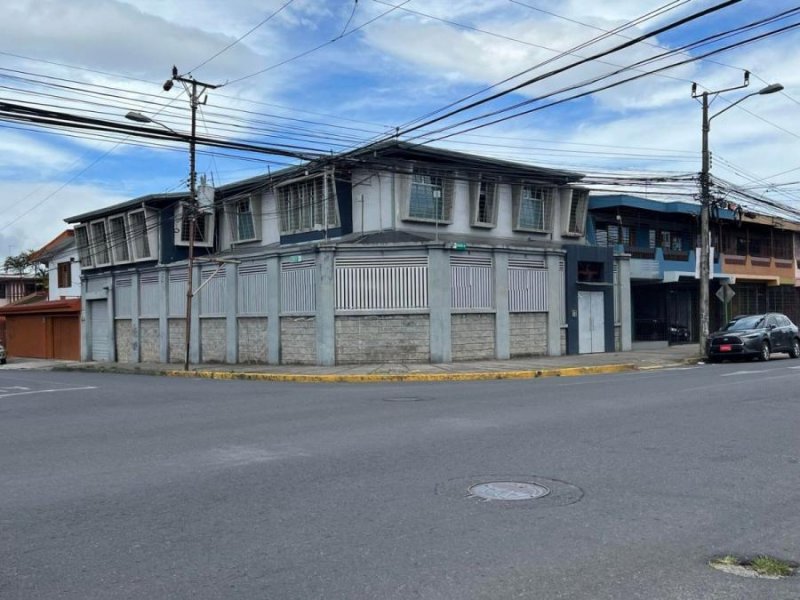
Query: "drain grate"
469 481 550 501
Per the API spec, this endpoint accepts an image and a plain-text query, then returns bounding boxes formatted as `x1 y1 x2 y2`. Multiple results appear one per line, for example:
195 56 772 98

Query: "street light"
692 76 783 357
126 67 218 371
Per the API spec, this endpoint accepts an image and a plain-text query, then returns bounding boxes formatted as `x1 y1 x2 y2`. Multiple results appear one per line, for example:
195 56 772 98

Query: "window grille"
470 178 498 227
451 255 493 309
140 271 160 317
407 169 453 223
513 185 553 232
114 277 132 318
281 260 316 313
199 266 226 316
175 204 214 247
508 257 548 312
238 261 268 315
227 195 260 243
335 256 428 311
277 173 339 234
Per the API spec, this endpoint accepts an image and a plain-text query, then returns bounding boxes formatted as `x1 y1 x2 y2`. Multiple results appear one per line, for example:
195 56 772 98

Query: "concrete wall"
115 320 132 363
280 317 316 364
47 246 81 300
238 317 268 363
335 315 430 363
168 318 185 363
200 318 226 363
140 319 160 362
451 313 495 361
509 313 548 357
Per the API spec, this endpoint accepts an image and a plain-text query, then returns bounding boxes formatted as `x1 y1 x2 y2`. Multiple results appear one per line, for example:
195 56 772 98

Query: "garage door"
90 300 110 361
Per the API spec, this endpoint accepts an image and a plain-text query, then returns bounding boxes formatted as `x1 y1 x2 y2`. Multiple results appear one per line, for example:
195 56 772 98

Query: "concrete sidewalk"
51 344 703 383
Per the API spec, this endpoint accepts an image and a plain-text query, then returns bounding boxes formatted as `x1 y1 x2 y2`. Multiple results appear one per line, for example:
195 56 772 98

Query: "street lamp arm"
124 111 179 135
708 83 784 123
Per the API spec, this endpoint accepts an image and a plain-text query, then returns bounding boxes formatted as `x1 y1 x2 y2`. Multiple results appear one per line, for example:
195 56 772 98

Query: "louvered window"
90 220 111 266
175 204 215 247
128 209 155 260
75 225 93 268
277 173 339 234
108 214 130 263
470 178 497 227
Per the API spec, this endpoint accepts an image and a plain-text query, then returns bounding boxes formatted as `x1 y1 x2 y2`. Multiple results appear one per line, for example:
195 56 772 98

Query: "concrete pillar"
159 268 168 363
267 256 281 365
106 277 116 362
429 248 452 363
189 264 201 364
494 251 510 359
226 263 238 364
130 271 140 363
316 249 336 366
80 278 90 362
546 252 563 356
617 255 632 351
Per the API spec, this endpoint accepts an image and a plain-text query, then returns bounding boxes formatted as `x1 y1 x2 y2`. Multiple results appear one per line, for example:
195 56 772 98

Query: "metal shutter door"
90 300 110 361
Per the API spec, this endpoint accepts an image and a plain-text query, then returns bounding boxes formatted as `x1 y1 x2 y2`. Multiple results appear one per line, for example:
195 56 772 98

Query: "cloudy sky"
1 0 799 256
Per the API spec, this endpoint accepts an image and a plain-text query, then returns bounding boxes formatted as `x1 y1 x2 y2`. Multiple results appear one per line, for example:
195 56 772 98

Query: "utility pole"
162 67 219 371
691 74 783 357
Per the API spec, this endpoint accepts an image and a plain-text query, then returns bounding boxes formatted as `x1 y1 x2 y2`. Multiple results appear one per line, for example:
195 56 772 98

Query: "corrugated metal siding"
451 255 493 310
281 260 316 314
199 266 226 316
114 277 132 318
168 269 187 317
238 261 268 315
140 271 160 318
335 256 428 311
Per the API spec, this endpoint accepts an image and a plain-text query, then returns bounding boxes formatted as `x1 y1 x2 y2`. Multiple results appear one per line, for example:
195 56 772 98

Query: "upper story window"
175 204 215 248
278 173 339 235
75 225 93 268
57 262 72 288
513 185 554 233
470 178 497 228
90 220 111 266
406 169 453 223
128 209 157 261
227 195 260 243
564 189 588 236
108 214 131 263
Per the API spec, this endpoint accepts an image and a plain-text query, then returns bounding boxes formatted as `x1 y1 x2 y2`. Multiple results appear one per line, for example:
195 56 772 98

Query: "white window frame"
513 185 554 233
563 189 588 237
405 168 454 224
470 178 498 228
228 194 261 243
108 213 132 264
174 203 215 248
74 224 94 269
127 208 158 261
89 219 112 267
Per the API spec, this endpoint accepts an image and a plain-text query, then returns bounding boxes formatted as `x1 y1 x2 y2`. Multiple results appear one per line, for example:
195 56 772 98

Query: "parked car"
0 343 6 364
706 313 800 362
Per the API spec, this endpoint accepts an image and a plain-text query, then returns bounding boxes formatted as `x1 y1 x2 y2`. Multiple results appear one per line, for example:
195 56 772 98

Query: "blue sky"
1 0 799 256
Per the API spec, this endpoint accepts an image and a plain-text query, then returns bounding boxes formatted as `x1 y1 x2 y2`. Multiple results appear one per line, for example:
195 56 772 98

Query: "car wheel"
789 338 800 359
706 356 717 364
0 358 6 365
759 342 771 362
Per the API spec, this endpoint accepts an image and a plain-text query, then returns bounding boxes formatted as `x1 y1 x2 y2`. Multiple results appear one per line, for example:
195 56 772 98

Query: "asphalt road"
1 359 799 599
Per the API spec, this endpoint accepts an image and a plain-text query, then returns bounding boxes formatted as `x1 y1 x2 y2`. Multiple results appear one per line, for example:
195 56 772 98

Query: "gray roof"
64 191 186 224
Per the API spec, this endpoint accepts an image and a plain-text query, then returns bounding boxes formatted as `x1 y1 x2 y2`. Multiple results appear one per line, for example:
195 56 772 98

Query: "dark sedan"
706 313 800 362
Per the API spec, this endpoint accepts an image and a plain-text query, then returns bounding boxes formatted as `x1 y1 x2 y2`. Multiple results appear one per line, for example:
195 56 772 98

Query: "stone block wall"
451 313 495 361
115 320 132 363
168 319 185 363
280 317 316 364
509 313 548 357
140 319 160 362
200 318 226 363
560 328 567 355
335 315 430 363
238 317 268 363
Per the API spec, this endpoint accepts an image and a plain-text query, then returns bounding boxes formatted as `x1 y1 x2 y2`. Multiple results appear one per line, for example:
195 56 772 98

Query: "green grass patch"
750 555 795 577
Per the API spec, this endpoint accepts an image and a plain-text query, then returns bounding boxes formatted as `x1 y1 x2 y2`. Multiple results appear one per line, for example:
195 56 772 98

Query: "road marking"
788 366 800 370
720 369 780 377
0 386 97 399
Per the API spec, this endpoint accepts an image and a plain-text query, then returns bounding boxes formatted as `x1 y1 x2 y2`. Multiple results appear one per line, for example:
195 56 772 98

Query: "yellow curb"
163 363 638 383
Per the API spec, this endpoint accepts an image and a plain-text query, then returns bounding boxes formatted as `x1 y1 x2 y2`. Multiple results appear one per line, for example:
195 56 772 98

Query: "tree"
3 250 47 291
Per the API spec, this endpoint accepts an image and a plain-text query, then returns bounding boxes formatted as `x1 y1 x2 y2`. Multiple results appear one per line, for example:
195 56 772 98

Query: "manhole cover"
469 481 550 501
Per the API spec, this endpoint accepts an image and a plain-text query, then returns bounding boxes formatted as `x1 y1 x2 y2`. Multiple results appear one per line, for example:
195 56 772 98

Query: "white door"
578 291 605 354
90 300 110 361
